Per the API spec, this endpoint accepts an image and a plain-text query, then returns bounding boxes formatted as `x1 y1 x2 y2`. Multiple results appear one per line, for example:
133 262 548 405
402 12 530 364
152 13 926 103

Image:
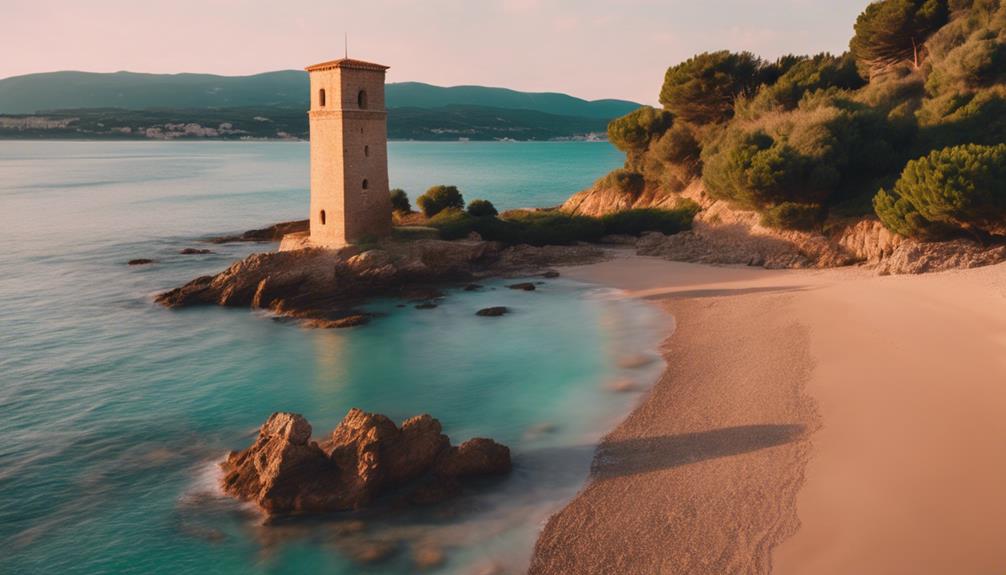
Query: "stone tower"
305 58 392 248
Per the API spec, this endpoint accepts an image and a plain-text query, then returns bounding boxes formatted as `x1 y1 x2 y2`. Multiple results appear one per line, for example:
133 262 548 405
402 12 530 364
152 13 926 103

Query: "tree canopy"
659 51 768 124
850 0 950 75
417 185 465 217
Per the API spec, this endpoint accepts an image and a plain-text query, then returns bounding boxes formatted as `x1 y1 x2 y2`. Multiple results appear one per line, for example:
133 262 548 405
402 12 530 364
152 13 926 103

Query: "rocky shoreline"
564 180 1006 274
156 235 606 326
156 203 1006 329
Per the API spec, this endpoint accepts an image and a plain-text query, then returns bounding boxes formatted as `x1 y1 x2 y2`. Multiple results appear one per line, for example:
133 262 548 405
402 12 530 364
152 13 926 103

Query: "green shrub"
601 205 700 236
417 185 465 217
874 143 1006 238
759 202 826 231
467 199 498 217
389 188 411 214
660 51 769 124
598 169 645 197
607 107 675 159
649 123 702 170
427 205 700 245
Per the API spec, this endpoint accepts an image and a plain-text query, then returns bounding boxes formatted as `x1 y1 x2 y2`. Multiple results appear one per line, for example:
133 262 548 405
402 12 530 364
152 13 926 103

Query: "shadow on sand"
642 285 810 302
592 424 808 479
518 424 807 483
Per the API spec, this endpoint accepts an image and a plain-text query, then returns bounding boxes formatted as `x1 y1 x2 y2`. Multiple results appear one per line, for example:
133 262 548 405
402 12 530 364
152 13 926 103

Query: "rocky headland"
156 235 603 325
222 409 511 516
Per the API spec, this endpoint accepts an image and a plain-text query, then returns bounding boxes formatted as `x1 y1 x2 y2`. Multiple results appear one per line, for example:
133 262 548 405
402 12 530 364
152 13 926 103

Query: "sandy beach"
530 254 1006 574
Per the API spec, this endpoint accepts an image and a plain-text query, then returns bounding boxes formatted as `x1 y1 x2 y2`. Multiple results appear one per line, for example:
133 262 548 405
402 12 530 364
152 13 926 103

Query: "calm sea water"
0 141 663 574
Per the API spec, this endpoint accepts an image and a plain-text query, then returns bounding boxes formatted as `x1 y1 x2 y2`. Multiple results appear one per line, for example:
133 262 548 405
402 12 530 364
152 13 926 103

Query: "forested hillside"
586 0 1006 241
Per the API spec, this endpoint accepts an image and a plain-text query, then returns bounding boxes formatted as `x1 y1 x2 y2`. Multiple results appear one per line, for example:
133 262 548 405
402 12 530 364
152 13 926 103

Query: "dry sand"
529 254 1006 574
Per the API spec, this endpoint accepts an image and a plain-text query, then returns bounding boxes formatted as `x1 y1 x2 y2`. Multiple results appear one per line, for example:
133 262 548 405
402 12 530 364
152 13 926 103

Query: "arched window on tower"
357 90 368 109
319 89 326 108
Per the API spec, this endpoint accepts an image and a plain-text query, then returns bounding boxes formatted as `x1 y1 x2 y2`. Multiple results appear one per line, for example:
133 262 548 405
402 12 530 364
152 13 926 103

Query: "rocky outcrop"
877 239 1006 275
156 238 605 324
221 409 512 516
207 220 309 244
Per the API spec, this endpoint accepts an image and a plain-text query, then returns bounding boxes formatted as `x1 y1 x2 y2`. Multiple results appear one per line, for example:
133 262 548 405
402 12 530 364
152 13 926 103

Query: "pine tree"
850 0 950 76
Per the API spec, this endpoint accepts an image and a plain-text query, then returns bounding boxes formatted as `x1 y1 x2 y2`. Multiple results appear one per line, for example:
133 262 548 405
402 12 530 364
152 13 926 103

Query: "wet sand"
530 255 1006 574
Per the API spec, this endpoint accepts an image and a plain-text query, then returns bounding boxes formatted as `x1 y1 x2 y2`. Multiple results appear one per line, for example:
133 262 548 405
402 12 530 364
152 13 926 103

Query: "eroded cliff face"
563 179 1005 274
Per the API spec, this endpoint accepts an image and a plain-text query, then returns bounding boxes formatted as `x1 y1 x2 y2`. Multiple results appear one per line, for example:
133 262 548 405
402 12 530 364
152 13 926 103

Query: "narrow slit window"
319 89 326 107
320 210 326 225
362 179 369 190
364 145 370 157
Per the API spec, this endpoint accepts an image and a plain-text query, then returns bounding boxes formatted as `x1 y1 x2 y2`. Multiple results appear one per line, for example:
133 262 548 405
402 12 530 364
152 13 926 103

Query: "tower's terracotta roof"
305 58 390 73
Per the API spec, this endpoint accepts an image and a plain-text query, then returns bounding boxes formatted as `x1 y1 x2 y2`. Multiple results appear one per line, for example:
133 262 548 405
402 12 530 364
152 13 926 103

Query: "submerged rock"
434 438 512 478
127 258 155 266
180 248 214 255
302 314 371 329
507 282 536 291
220 409 511 516
413 545 447 570
475 306 508 317
541 270 561 278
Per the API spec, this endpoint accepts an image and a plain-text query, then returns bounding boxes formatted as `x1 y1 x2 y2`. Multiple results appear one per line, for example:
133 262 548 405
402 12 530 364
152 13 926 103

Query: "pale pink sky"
3 0 871 104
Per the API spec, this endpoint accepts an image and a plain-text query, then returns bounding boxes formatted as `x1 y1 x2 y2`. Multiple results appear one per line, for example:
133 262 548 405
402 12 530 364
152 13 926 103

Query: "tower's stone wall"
307 60 392 248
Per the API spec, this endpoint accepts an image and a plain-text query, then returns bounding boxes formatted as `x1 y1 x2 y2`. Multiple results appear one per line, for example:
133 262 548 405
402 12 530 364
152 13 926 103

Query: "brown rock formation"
207 220 309 244
156 238 605 324
877 239 1006 275
434 438 512 478
220 409 511 516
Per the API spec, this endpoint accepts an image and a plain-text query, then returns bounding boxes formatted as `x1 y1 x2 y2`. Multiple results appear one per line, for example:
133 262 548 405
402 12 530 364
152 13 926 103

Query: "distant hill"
386 82 638 120
0 105 613 141
0 71 639 118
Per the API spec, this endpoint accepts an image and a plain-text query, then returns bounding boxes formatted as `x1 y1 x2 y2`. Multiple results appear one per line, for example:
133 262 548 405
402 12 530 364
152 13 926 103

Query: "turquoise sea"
0 141 664 574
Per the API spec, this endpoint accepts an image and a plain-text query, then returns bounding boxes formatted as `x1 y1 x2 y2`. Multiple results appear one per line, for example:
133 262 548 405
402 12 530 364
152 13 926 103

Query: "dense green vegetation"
390 189 411 214
600 0 1006 238
466 199 499 217
417 185 466 217
427 204 698 246
875 143 1006 238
